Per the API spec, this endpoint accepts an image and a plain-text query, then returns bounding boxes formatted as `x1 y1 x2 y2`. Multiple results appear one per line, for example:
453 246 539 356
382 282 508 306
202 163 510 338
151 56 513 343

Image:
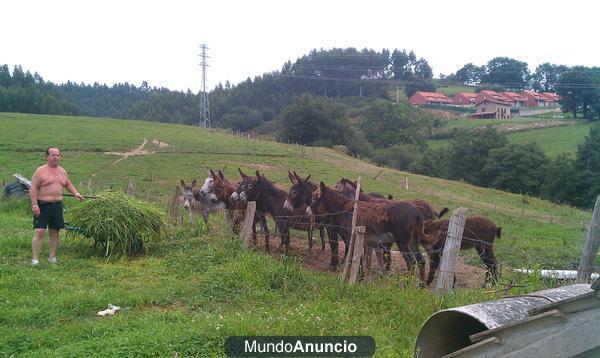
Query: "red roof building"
452 92 478 105
522 90 550 107
409 91 453 105
501 92 528 108
472 98 512 119
542 92 560 105
475 90 513 106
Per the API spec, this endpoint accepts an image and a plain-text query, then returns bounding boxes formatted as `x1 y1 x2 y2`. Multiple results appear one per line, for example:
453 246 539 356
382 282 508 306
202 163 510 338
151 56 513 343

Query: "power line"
199 44 211 128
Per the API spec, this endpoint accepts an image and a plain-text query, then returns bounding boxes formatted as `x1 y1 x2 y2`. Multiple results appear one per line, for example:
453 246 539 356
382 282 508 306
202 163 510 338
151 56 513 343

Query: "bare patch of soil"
247 163 274 170
104 138 171 165
246 233 488 288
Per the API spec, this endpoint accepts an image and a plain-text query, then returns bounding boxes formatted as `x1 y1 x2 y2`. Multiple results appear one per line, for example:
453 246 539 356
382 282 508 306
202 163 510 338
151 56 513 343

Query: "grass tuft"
66 191 168 258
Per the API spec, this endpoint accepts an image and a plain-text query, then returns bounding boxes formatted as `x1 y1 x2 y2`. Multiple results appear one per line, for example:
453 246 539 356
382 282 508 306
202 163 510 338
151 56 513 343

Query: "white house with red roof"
409 91 453 105
472 98 512 119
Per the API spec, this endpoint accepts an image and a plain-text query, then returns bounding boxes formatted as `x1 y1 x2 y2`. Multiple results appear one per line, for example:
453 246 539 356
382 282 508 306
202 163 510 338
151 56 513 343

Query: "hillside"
0 112 595 356
427 118 592 158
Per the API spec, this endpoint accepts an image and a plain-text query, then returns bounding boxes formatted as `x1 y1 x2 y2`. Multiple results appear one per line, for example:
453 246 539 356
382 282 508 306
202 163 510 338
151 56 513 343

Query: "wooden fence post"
241 201 256 247
405 177 409 191
348 226 366 284
436 207 468 294
342 178 361 282
125 177 134 195
577 195 600 283
169 185 181 222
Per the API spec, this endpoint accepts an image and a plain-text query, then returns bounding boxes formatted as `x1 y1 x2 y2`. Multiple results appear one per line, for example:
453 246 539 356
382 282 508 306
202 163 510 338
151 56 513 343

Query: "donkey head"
180 179 196 210
284 171 314 213
306 181 328 217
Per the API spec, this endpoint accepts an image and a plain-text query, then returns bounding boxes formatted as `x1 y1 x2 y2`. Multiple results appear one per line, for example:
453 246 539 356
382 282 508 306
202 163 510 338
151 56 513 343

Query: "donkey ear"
288 171 296 184
319 181 326 191
305 174 311 181
255 170 261 181
218 170 225 180
191 179 197 188
238 168 248 179
293 171 302 183
209 169 217 179
180 180 186 187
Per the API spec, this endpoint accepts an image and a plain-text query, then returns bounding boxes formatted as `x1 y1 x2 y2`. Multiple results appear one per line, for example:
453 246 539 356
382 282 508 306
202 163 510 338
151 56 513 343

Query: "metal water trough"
415 283 599 357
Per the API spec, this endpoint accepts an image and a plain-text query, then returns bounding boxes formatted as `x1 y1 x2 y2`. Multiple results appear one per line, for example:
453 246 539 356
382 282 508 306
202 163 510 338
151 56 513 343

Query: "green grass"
436 85 474 96
0 112 596 356
427 120 592 158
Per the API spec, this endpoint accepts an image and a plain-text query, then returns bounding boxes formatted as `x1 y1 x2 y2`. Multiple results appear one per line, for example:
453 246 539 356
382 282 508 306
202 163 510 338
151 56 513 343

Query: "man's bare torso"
34 164 67 201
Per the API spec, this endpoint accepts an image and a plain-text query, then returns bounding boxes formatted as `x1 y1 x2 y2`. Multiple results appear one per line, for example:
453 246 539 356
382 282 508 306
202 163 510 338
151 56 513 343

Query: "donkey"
423 216 502 286
199 169 246 235
231 170 315 254
180 179 225 232
283 171 327 252
307 181 427 280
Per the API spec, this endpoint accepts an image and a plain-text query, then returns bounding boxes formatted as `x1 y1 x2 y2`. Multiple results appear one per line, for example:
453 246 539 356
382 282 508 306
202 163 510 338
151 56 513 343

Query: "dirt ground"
245 232 488 289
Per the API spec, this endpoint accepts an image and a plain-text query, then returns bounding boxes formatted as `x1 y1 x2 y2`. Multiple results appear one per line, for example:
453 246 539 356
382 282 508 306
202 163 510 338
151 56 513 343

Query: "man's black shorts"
33 200 65 230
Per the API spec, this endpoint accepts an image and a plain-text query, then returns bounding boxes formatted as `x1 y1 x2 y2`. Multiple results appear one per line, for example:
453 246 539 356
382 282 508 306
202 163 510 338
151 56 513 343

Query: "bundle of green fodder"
66 191 168 258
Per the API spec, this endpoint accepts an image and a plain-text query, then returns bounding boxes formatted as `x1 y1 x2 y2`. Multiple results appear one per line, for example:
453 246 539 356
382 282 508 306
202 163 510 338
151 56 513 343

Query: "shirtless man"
29 147 84 266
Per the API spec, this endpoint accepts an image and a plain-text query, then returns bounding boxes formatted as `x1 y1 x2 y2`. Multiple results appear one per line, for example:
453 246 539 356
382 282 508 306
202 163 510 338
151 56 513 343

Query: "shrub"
66 191 168 258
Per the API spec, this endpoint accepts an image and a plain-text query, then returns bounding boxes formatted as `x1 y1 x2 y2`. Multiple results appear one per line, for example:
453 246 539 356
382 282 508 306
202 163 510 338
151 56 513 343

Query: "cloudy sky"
2 0 597 92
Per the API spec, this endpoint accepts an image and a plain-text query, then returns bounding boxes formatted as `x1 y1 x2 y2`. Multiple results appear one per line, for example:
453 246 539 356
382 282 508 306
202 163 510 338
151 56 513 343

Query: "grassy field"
436 85 474 96
427 120 592 158
0 112 595 356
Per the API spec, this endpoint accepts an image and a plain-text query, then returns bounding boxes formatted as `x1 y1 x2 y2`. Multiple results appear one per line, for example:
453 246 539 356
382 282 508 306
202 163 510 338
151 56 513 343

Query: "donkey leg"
203 210 210 234
476 245 499 286
260 215 270 253
328 228 340 271
427 249 441 285
320 226 326 251
307 222 313 252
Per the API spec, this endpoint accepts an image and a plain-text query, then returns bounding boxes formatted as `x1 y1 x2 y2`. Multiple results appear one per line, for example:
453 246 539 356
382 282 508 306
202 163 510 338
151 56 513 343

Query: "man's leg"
48 229 60 262
32 228 46 263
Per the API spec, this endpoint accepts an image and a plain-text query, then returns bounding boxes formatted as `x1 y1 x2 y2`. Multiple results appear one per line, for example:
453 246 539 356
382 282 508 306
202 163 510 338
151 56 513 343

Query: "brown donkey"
423 216 502 285
307 181 426 281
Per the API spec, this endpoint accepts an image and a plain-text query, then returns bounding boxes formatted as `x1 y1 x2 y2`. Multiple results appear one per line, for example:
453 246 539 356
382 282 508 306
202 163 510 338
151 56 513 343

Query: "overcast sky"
2 0 598 93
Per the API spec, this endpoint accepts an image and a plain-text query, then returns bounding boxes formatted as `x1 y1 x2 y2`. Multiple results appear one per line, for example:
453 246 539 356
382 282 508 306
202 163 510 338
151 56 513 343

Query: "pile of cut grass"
66 191 168 258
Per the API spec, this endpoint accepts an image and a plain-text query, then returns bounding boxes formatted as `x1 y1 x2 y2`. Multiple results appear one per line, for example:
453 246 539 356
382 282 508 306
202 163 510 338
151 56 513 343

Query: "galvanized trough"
415 283 599 357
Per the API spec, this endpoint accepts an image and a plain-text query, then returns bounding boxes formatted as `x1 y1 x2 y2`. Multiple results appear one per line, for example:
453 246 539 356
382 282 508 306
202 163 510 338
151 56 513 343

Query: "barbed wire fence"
77 174 599 291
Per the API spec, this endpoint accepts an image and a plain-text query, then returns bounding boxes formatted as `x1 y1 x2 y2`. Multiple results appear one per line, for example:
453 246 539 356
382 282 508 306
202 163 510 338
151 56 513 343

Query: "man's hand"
32 204 40 217
74 192 84 201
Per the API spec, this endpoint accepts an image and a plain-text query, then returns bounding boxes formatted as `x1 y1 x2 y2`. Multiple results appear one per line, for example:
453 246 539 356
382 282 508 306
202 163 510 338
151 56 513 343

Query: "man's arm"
30 168 41 216
64 174 84 201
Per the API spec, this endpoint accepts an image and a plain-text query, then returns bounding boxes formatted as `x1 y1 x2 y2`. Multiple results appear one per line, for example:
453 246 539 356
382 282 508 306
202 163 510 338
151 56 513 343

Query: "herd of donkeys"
180 169 502 287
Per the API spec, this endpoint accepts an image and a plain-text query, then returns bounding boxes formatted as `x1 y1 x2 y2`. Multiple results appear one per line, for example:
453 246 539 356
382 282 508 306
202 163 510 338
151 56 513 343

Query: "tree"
555 67 598 119
531 63 568 92
454 63 486 86
404 80 436 98
391 49 433 81
573 124 600 208
481 57 530 91
280 94 353 146
540 154 582 205
446 127 508 185
480 143 549 195
360 100 430 148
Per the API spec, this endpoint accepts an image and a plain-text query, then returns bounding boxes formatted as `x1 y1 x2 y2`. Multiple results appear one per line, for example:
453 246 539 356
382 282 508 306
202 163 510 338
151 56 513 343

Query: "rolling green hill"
0 112 594 356
427 120 592 158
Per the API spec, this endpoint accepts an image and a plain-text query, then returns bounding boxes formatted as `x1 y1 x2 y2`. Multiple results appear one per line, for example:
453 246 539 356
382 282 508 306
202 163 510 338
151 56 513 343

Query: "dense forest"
2 48 600 207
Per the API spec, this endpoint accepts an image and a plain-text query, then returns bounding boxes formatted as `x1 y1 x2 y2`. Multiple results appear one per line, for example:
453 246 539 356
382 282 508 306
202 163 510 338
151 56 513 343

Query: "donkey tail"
438 207 449 218
496 227 502 239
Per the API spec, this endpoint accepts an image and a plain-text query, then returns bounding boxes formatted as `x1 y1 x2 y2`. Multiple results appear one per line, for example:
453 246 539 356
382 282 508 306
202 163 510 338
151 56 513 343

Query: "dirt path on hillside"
88 138 170 181
248 233 488 289
105 138 170 165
